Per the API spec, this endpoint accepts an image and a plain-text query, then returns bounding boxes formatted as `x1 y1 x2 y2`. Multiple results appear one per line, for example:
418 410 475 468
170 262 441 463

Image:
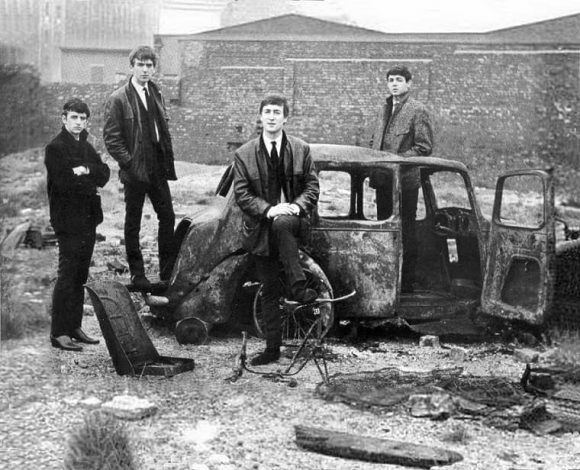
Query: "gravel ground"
2 317 580 470
2 152 580 469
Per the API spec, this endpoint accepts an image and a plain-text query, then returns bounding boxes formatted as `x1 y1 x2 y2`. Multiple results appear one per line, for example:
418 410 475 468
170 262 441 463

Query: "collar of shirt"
131 76 150 94
262 133 283 157
131 77 150 108
391 92 410 107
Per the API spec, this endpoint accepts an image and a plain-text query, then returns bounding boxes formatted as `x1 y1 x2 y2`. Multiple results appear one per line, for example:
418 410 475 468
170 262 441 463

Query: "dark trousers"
124 178 175 280
401 188 419 288
51 230 96 337
253 215 307 349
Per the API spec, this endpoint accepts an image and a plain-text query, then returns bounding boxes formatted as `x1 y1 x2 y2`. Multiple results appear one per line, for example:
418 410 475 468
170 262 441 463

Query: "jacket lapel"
372 103 389 150
255 139 268 196
124 81 140 124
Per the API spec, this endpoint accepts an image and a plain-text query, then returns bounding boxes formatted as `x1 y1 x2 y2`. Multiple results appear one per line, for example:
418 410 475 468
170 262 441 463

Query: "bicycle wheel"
253 256 334 341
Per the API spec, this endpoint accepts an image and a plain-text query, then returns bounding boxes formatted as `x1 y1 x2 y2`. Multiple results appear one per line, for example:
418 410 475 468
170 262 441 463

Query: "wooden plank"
295 425 463 468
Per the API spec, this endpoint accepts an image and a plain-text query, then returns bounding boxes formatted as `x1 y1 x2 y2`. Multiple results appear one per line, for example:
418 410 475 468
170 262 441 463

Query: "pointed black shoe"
70 328 99 345
250 348 280 366
51 335 83 352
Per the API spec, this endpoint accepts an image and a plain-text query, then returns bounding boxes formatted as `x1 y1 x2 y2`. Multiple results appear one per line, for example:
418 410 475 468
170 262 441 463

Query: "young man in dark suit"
45 98 110 351
370 65 433 292
103 45 177 290
233 95 320 366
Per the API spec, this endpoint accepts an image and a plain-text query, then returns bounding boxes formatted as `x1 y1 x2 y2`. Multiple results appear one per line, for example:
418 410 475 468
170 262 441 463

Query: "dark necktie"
271 141 287 201
143 87 159 143
270 141 279 168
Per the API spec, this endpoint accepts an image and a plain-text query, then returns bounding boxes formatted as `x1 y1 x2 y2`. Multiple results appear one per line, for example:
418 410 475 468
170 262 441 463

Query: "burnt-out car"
148 144 580 344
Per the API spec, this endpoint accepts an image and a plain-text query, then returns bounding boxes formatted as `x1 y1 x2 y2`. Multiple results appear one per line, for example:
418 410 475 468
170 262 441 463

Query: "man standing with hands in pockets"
104 45 177 290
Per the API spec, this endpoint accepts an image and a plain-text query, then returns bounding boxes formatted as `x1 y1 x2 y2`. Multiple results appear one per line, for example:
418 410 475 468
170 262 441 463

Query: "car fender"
171 252 250 325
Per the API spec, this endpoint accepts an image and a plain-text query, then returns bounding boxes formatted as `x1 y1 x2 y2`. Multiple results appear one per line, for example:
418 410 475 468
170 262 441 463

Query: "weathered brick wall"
0 70 117 156
2 39 579 200
175 39 580 197
177 40 443 164
37 82 117 154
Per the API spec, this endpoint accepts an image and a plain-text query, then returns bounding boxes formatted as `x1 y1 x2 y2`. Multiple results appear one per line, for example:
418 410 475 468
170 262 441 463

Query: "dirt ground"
1 151 580 469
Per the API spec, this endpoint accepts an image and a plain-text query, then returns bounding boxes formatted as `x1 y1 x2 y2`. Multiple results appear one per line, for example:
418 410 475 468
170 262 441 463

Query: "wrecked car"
144 144 580 344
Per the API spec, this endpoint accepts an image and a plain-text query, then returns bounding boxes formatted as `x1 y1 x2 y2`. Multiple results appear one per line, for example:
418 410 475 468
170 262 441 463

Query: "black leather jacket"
103 79 177 184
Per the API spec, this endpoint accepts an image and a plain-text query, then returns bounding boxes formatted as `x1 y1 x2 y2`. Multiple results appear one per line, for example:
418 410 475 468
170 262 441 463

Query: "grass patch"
64 410 135 470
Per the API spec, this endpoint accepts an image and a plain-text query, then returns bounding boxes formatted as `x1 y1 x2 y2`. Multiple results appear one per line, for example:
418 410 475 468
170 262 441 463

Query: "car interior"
316 165 484 315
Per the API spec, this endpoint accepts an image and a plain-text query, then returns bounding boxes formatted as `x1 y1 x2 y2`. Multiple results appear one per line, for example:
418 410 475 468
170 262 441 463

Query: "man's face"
260 104 287 136
387 75 411 97
62 111 87 137
131 59 156 86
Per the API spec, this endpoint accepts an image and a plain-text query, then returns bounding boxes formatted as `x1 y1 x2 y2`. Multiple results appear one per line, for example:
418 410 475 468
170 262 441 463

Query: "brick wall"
2 39 579 200
174 38 580 195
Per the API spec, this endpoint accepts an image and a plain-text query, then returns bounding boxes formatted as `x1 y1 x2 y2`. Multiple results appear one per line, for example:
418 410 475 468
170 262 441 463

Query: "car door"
310 164 402 319
481 169 555 325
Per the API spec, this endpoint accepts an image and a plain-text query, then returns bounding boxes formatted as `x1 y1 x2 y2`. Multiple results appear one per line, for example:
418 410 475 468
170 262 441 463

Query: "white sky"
342 0 580 33
159 0 580 34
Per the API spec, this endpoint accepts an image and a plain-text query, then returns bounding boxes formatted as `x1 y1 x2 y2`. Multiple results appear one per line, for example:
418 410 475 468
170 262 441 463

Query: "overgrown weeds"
0 254 52 340
0 178 47 218
64 411 135 470
548 328 580 378
0 266 26 340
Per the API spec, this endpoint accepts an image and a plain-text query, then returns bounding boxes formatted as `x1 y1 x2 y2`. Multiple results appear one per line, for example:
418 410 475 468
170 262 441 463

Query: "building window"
90 64 104 83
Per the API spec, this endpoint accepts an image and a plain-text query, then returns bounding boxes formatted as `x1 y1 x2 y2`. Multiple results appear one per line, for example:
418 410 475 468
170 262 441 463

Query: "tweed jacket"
370 94 433 190
233 133 319 256
45 128 110 234
103 78 177 184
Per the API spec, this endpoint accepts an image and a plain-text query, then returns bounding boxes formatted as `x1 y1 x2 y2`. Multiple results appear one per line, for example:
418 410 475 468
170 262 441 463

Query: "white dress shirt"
131 77 160 141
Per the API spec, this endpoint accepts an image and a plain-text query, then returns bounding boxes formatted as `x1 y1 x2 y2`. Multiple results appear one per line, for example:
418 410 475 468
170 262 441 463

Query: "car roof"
311 144 468 172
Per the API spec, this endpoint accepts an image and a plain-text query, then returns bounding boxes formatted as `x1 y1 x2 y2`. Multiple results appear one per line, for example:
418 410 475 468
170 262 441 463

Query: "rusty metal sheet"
311 228 400 318
85 281 195 376
481 170 556 325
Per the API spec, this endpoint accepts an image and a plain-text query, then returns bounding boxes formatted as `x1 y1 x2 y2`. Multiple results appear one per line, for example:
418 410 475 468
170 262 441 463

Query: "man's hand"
72 166 89 176
267 203 301 219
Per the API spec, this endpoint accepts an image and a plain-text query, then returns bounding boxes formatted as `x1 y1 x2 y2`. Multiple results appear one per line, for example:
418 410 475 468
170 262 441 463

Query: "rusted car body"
149 144 580 343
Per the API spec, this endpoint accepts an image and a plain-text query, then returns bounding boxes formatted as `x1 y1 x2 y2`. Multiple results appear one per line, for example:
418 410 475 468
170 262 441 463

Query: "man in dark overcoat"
45 98 110 351
233 95 320 366
103 45 177 289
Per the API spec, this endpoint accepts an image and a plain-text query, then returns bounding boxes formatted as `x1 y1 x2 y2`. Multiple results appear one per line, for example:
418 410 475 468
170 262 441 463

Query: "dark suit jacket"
371 94 433 189
103 78 177 184
45 128 110 234
233 133 319 256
